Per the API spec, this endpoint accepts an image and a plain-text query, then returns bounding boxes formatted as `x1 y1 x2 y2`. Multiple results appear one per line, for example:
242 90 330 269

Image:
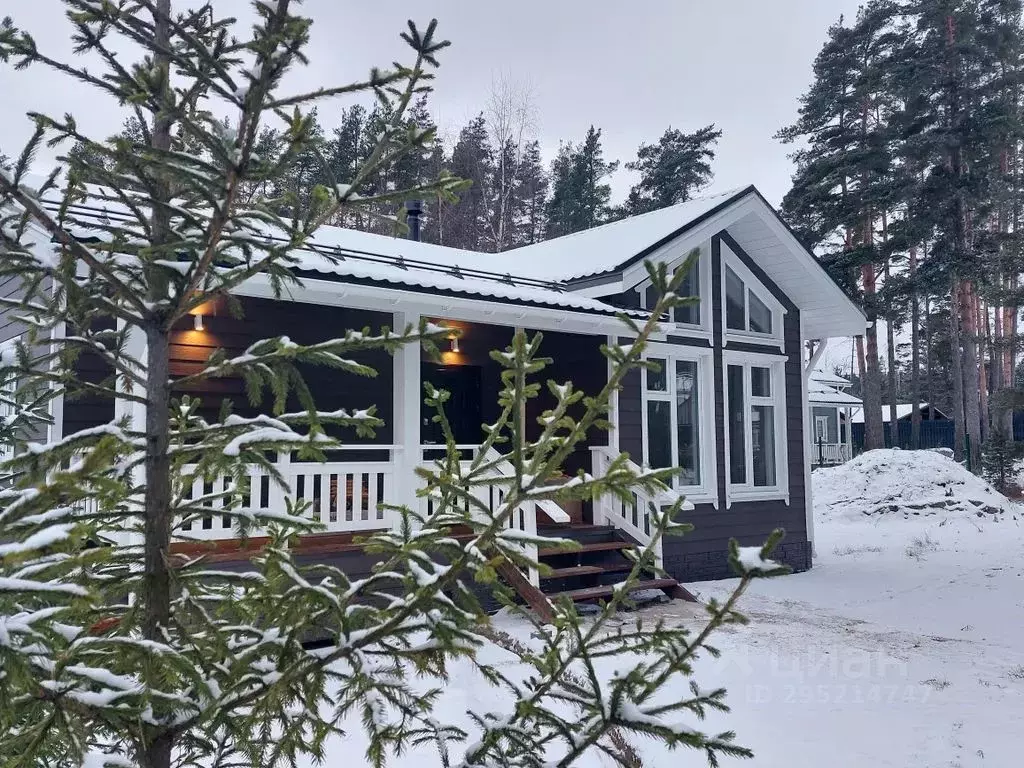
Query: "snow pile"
813 448 1019 520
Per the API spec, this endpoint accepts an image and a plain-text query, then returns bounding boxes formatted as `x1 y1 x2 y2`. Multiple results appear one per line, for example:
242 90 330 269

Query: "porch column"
392 311 422 520
114 320 147 548
845 404 854 461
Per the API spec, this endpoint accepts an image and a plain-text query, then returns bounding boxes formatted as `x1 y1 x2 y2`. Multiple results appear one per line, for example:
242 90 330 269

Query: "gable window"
724 264 776 336
643 259 701 326
643 352 711 490
724 356 787 500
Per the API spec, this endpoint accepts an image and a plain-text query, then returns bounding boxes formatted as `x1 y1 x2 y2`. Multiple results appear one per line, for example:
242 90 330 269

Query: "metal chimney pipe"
405 200 423 242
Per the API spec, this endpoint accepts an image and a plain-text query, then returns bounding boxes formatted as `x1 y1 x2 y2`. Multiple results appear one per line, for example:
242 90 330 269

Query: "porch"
150 289 691 601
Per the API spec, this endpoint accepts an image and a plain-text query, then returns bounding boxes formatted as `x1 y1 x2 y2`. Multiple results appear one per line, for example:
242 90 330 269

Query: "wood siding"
171 297 396 443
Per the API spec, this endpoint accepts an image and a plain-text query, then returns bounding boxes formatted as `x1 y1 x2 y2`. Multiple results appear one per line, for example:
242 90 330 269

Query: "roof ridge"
504 186 751 256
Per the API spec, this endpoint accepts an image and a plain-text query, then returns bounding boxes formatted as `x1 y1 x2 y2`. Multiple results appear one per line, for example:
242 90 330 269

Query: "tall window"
726 360 783 492
644 259 701 326
725 265 774 335
645 356 703 487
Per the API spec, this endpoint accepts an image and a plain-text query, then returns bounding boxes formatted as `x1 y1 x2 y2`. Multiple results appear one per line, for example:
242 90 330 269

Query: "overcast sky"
0 0 865 206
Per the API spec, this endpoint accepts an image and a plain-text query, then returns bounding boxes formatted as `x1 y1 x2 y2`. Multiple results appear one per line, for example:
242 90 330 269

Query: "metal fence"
851 419 956 453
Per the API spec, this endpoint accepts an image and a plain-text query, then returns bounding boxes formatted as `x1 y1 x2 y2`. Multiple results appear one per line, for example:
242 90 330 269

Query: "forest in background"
780 0 1024 474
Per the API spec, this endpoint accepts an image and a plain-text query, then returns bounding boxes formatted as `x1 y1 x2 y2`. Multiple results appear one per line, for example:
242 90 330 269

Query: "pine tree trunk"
861 263 885 450
884 259 899 443
910 246 922 448
926 295 936 420
142 326 173 768
961 280 983 471
950 278 968 463
979 297 991 443
143 4 175 767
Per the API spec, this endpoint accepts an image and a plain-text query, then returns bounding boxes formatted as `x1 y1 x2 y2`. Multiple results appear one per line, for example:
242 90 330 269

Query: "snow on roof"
810 370 851 388
498 188 749 281
808 378 862 405
850 404 937 423
31 183 643 320
289 251 644 317
25 178 861 335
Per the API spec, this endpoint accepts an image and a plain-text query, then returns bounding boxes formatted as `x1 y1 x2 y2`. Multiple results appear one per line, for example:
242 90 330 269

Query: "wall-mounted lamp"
194 313 205 331
449 333 460 353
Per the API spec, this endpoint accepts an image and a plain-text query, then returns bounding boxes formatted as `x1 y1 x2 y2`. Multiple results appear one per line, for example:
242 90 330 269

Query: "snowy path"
311 452 1024 767
672 505 1024 767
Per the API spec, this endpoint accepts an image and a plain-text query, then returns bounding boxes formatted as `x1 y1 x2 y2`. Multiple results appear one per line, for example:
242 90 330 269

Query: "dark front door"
421 363 484 445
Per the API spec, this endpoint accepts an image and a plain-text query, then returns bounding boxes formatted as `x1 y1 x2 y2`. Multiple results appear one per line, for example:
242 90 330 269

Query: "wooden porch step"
540 563 633 580
538 540 634 558
554 578 682 603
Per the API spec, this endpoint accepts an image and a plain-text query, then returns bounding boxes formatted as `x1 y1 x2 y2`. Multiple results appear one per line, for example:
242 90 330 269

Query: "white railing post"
392 311 422 527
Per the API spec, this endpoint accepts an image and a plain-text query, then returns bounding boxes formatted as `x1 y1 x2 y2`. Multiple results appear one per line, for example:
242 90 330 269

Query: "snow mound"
813 449 1018 521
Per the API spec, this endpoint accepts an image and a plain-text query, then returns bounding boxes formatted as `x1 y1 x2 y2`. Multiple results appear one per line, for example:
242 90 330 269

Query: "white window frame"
0 334 22 465
640 343 717 507
814 415 829 444
634 244 713 341
723 350 789 507
720 241 786 351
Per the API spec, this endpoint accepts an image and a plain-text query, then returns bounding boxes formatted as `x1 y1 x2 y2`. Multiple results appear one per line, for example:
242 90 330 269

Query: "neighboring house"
851 403 950 423
808 371 861 466
9 185 864 600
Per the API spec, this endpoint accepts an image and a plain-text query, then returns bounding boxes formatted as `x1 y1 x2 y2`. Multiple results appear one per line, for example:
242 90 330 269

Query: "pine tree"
621 125 722 215
443 114 493 249
1 4 782 766
510 139 548 246
777 2 901 452
545 126 619 237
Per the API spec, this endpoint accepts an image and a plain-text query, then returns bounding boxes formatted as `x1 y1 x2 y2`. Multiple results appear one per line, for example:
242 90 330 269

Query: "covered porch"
148 275 683 595
808 380 860 467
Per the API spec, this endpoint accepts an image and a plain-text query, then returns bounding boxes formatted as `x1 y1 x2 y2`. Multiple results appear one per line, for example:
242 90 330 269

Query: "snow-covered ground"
312 449 1024 767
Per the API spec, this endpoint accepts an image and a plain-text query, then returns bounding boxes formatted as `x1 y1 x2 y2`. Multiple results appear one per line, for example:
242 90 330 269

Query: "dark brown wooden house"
6 185 864 602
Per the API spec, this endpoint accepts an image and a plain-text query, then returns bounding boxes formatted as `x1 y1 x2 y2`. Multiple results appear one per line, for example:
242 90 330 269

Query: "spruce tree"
545 126 618 237
0 3 782 766
443 113 493 249
621 124 722 216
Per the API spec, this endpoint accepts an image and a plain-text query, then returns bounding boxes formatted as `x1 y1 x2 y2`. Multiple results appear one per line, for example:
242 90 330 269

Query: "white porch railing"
590 446 694 570
178 448 396 541
810 442 851 465
417 446 569 586
172 445 570 588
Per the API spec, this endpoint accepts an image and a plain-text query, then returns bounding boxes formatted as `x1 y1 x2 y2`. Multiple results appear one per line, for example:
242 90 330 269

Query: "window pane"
751 366 771 398
752 405 777 486
647 358 667 391
727 364 746 484
647 400 672 469
673 260 700 325
675 360 700 485
725 266 746 331
748 290 773 334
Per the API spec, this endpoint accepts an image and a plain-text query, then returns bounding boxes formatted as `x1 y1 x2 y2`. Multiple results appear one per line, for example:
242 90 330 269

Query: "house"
851 403 950 423
808 370 861 466
4 185 865 602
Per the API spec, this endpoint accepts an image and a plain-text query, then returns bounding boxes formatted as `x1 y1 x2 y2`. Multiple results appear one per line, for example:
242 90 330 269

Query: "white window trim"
720 241 786 352
640 343 718 507
634 243 713 342
723 349 790 508
0 334 23 464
